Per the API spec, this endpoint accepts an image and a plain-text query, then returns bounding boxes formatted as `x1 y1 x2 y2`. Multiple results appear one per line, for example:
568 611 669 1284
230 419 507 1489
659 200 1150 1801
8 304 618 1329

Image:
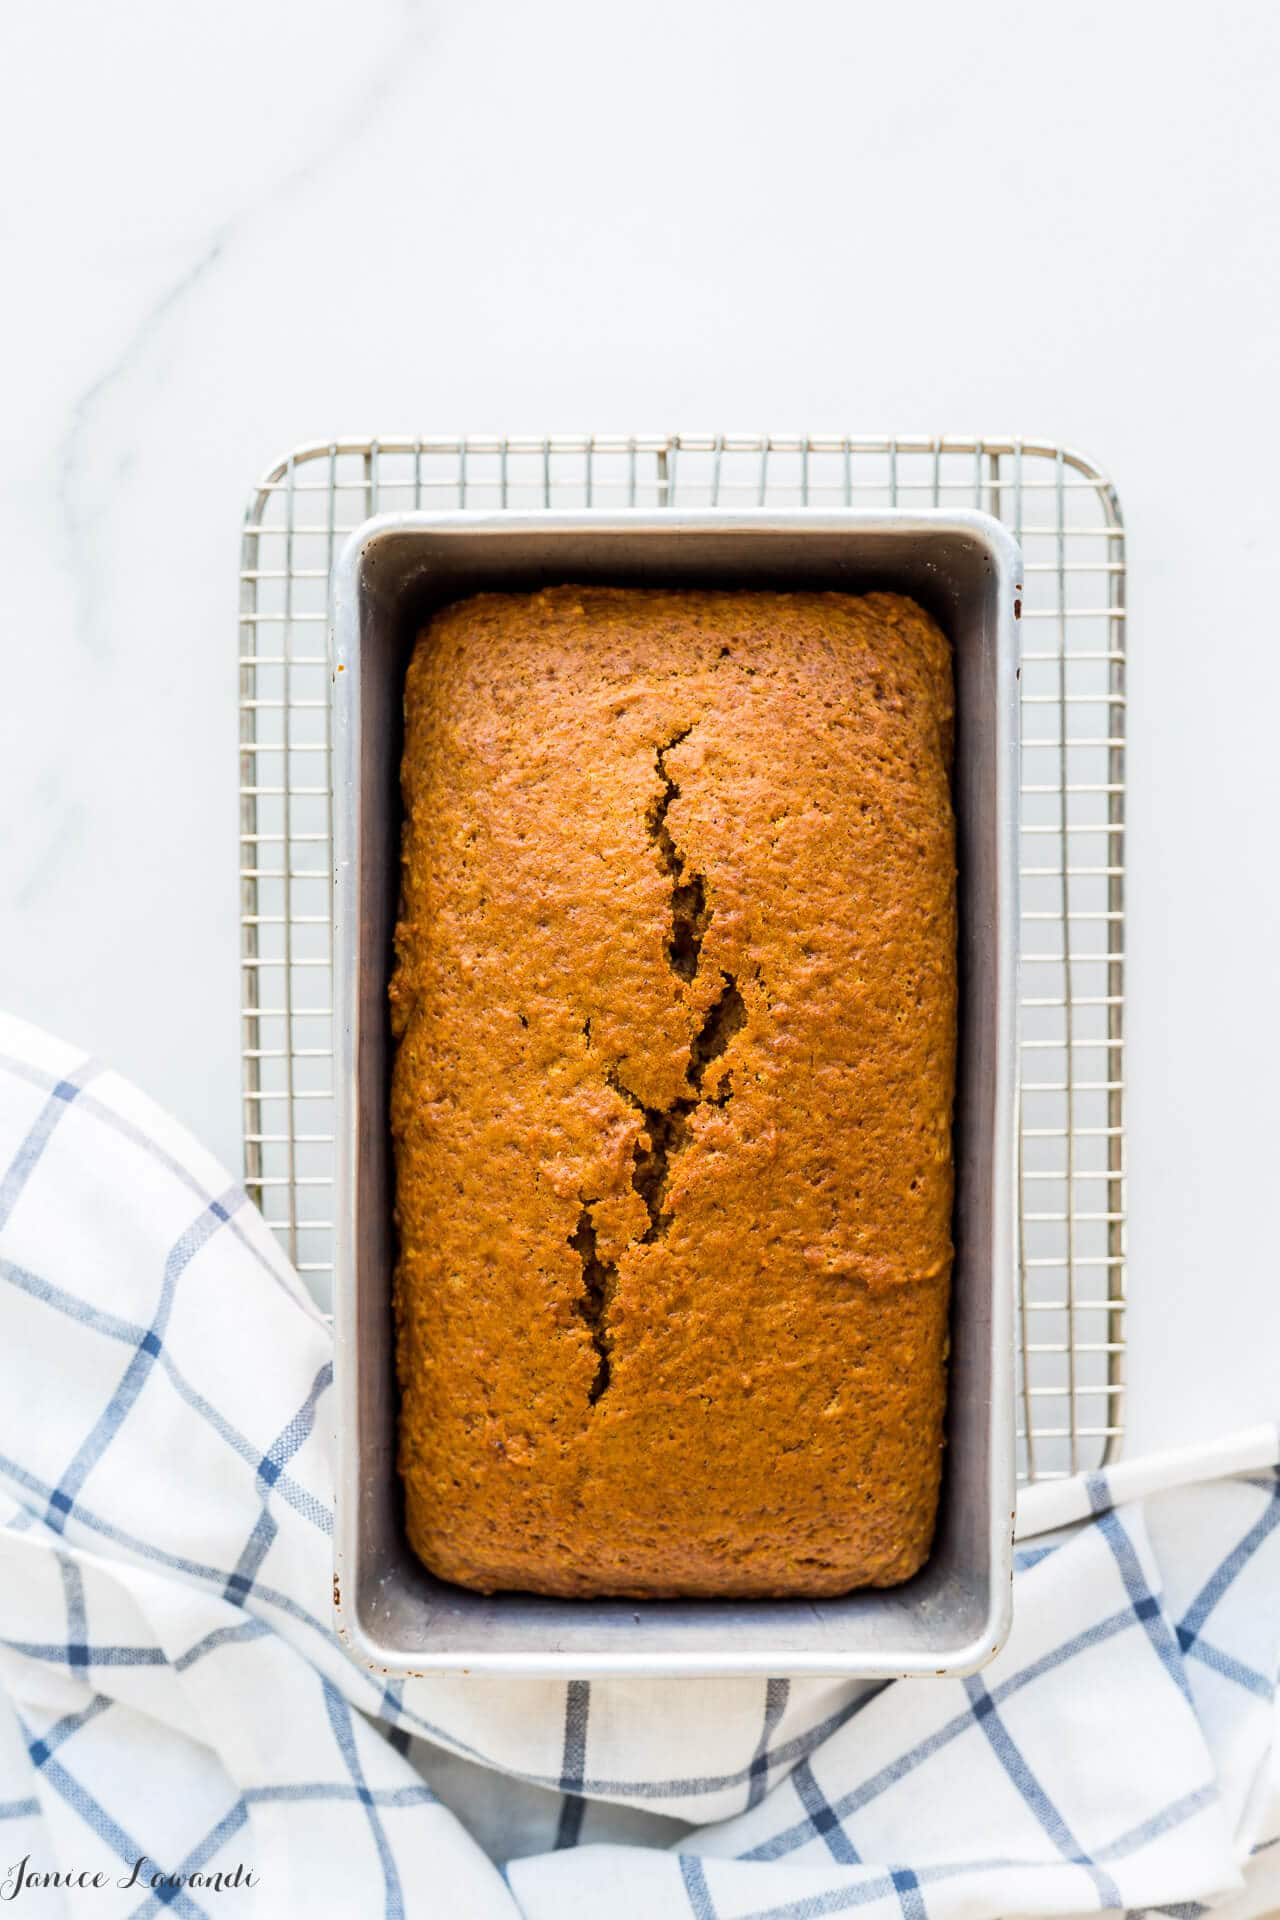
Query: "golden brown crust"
391 586 956 1598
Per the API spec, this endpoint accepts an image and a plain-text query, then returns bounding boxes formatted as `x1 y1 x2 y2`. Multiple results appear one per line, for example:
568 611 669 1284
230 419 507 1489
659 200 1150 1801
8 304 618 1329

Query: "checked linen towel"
0 1008 1277 1920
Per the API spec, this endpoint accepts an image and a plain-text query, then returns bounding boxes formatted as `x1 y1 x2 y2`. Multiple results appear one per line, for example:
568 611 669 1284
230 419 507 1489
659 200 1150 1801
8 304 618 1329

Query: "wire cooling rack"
239 435 1126 1483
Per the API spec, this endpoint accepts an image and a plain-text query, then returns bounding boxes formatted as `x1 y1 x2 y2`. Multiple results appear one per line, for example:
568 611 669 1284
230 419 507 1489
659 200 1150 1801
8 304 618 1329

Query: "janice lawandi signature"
2 1855 259 1900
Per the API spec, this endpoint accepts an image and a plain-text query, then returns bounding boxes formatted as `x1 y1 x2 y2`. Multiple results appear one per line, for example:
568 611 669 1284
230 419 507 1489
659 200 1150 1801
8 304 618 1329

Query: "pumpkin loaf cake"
390 586 957 1599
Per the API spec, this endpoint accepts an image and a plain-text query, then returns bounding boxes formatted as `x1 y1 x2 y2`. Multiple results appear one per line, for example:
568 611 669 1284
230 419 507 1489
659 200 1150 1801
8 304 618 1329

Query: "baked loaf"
390 586 956 1599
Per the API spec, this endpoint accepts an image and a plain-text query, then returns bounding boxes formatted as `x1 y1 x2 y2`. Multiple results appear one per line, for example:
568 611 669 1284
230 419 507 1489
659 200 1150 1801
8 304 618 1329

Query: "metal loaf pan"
331 509 1019 1678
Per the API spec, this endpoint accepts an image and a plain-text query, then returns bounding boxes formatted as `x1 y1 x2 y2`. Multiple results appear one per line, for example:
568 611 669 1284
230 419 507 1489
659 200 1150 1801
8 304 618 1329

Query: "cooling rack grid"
238 434 1126 1483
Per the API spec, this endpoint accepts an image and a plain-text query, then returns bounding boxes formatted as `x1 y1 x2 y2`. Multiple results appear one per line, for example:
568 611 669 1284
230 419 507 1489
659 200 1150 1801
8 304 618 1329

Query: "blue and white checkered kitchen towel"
0 1009 1276 1919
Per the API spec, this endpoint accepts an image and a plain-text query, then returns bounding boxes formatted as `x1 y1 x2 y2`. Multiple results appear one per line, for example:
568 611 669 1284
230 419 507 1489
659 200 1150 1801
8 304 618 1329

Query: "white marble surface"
2 0 1278 1454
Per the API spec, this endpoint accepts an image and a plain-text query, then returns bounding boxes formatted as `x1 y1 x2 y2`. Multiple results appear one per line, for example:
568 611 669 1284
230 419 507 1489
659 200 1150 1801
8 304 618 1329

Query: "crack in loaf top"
390 584 958 1600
